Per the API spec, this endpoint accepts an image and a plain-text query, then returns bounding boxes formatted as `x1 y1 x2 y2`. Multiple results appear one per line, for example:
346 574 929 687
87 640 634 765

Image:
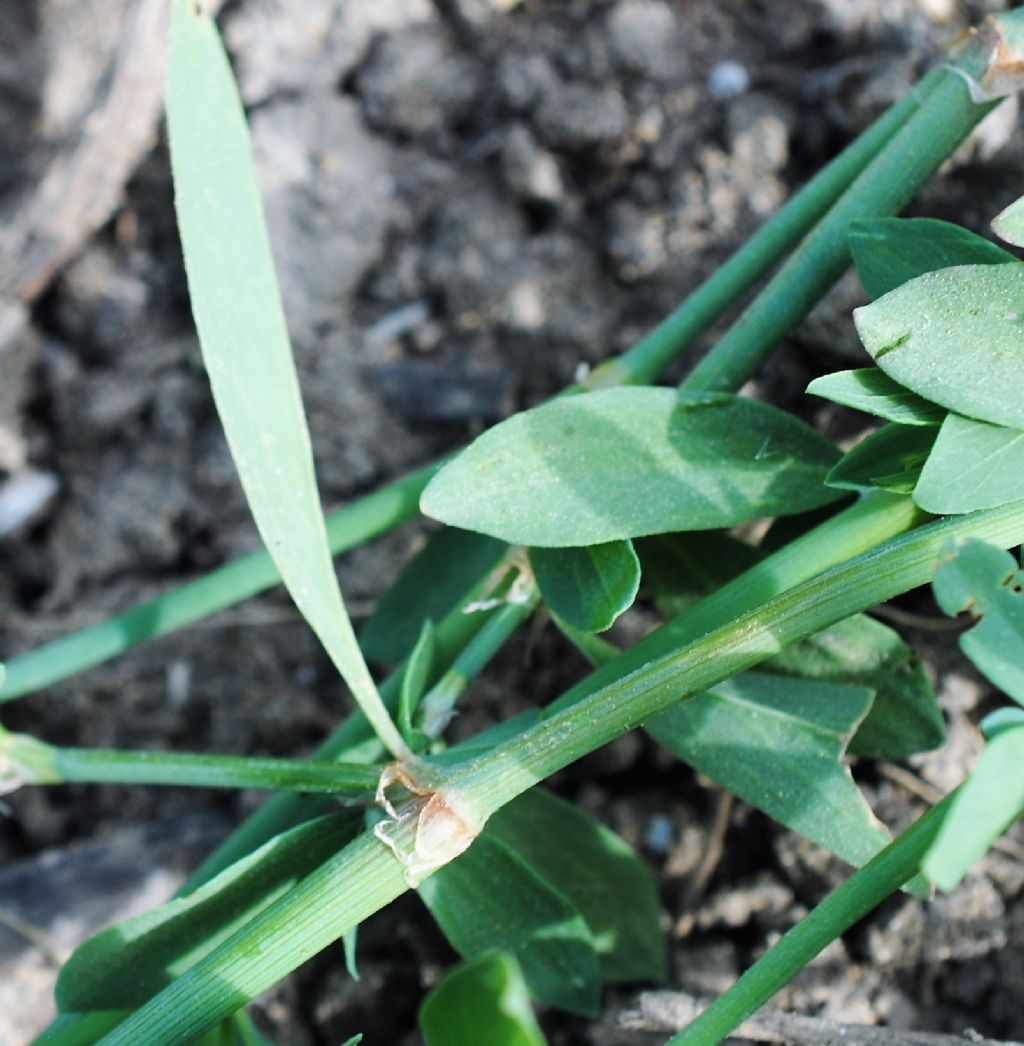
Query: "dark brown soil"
1 1 1023 1044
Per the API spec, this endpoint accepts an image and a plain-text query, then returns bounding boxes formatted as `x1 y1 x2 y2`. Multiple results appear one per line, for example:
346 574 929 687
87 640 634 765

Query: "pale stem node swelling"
373 761 479 887
944 11 1024 102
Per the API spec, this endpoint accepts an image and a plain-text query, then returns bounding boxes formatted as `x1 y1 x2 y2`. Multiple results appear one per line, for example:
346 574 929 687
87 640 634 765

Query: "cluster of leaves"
8 3 1024 1045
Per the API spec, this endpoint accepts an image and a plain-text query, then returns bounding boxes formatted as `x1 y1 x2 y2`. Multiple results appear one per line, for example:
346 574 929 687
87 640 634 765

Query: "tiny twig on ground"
618 990 1024 1046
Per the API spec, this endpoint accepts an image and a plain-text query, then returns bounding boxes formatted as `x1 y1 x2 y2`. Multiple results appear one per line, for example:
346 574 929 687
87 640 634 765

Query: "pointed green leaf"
854 264 1024 430
914 412 1024 515
360 527 506 666
530 541 640 633
420 833 601 1015
826 423 937 494
399 619 435 743
933 539 1024 706
487 788 666 983
421 388 842 547
993 194 1024 247
923 726 1024 890
166 0 401 752
765 614 943 759
849 217 1016 299
56 814 356 1012
420 952 546 1046
807 369 945 427
649 672 890 867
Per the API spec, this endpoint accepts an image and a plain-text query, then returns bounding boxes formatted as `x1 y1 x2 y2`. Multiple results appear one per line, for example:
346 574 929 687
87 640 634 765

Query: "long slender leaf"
422 388 841 547
166 0 403 754
806 368 945 427
56 814 357 1012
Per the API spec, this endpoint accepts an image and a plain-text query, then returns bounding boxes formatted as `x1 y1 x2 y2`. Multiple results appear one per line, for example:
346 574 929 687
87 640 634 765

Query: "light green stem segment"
0 729 378 795
93 502 1024 1046
0 460 436 702
665 795 955 1046
590 67 944 390
682 43 1000 393
0 53 945 707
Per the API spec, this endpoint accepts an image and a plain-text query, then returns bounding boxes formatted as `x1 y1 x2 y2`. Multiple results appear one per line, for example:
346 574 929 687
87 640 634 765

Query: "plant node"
373 761 478 887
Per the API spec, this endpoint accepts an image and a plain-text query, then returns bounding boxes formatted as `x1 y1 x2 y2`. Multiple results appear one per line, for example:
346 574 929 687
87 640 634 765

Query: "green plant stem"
589 69 944 390
0 730 378 795
0 460 438 702
0 63 946 707
665 794 955 1046
93 502 1024 1046
419 585 540 738
683 46 999 393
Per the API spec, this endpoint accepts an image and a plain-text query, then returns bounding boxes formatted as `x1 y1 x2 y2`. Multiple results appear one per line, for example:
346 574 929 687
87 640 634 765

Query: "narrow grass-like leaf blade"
420 833 601 1015
914 413 1024 515
422 388 841 547
530 541 640 632
807 368 945 427
166 0 397 748
400 620 434 742
922 726 1024 890
854 264 1024 430
649 672 890 867
487 788 665 983
933 539 1024 706
56 814 356 1012
849 217 1016 299
420 952 546 1046
826 423 937 494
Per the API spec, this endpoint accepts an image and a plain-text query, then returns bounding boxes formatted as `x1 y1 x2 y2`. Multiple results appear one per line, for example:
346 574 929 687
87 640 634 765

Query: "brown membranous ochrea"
373 762 479 888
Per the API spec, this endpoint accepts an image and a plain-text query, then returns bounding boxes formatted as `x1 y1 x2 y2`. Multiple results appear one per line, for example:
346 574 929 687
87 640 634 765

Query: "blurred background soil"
1 1 1024 1043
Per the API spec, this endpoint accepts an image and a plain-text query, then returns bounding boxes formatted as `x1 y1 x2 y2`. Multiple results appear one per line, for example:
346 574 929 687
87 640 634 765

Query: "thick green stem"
93 502 1024 1046
683 47 999 393
666 795 955 1046
0 730 378 795
590 69 944 390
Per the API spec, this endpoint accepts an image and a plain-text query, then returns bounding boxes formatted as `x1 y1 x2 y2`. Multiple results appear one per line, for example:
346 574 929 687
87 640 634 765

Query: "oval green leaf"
933 539 1024 707
530 540 640 633
421 388 842 547
854 264 1024 430
807 368 946 427
849 217 1017 300
420 952 546 1046
914 412 1024 515
487 788 666 984
420 832 601 1015
648 672 890 868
